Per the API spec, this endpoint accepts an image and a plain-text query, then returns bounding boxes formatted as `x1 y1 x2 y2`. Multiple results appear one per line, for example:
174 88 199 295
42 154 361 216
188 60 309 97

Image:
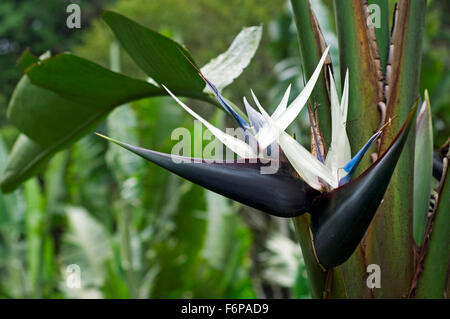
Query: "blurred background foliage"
0 0 448 298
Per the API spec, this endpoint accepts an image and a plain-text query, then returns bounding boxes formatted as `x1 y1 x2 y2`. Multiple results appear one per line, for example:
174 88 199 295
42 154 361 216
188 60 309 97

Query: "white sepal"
275 46 330 130
243 97 265 132
257 47 330 149
271 84 291 120
253 94 337 189
163 85 257 159
325 69 351 174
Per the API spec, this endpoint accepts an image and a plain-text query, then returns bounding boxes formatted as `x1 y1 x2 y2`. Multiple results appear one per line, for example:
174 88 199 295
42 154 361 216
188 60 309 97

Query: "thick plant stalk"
332 0 383 298
293 215 326 298
290 0 362 299
369 0 390 73
290 0 332 145
366 0 426 298
334 0 382 174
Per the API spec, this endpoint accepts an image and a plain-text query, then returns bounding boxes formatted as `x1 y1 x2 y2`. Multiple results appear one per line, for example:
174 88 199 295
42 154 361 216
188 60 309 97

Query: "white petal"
257 46 330 149
279 131 338 189
341 69 349 121
271 84 291 120
250 89 266 115
255 99 337 189
328 68 340 139
276 46 330 130
244 92 278 158
163 85 257 158
243 97 265 132
325 69 351 173
251 90 283 152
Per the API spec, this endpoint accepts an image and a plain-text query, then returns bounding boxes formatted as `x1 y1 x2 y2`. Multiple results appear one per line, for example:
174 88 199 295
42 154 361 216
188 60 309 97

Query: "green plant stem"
366 0 426 298
290 0 332 146
293 215 326 298
118 205 138 298
333 0 382 298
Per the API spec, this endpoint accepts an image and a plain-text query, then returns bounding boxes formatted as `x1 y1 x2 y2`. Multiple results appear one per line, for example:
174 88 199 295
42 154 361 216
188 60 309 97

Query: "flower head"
163 46 381 192
97 48 417 268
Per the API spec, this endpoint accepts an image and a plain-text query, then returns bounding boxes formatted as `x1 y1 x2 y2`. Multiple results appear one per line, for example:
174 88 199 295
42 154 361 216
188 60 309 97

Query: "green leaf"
0 135 27 298
10 54 162 147
413 92 433 245
1 134 51 193
103 10 204 92
290 0 332 145
201 26 262 93
1 52 213 193
0 51 163 193
3 11 260 192
415 158 450 298
0 136 23 216
17 49 39 72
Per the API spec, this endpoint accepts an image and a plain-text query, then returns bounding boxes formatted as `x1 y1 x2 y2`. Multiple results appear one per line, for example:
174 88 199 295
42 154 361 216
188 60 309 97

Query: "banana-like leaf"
1 134 51 193
0 52 161 193
201 26 262 93
96 133 320 218
1 53 216 193
9 53 162 147
415 155 450 298
18 49 39 72
311 102 417 269
103 10 204 92
413 92 433 245
1 14 261 193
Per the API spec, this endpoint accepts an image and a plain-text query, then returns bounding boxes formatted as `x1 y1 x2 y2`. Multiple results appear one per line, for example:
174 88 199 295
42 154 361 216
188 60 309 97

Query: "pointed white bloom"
163 48 378 192
243 97 265 132
325 69 351 181
163 85 257 158
271 84 291 121
245 67 353 190
252 95 337 189
256 46 330 149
